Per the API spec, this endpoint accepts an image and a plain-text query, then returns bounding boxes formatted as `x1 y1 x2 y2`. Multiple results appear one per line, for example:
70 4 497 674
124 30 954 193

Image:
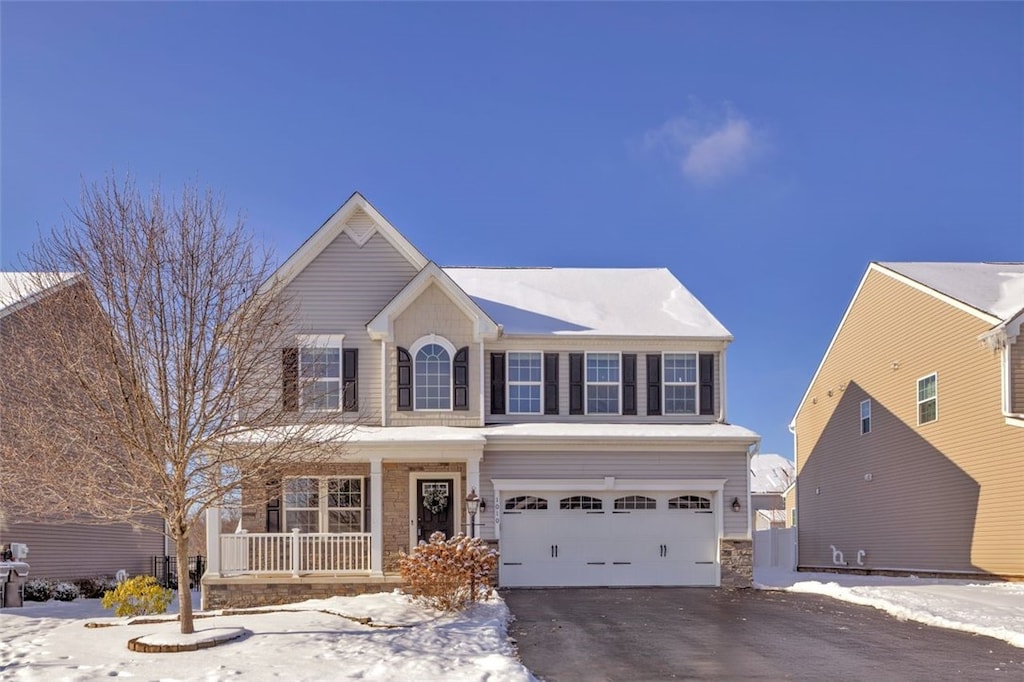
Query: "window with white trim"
664 352 698 414
507 351 542 414
586 352 620 414
298 335 344 411
917 373 937 424
413 338 453 410
860 399 871 435
283 477 363 533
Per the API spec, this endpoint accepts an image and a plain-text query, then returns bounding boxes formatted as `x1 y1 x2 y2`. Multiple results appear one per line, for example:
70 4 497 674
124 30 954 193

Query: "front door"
417 478 455 543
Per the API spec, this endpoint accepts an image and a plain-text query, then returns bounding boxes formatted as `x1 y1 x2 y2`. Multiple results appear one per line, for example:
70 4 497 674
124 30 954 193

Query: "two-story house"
791 262 1024 578
202 193 760 608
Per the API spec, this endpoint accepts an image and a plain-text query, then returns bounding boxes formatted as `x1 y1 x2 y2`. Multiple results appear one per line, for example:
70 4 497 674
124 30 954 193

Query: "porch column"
202 507 221 611
370 457 384 577
466 454 481 536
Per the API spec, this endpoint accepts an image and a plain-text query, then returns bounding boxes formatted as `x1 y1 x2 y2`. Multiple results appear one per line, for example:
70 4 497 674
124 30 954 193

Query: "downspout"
478 341 486 427
719 345 728 422
745 440 758 539
788 418 799 567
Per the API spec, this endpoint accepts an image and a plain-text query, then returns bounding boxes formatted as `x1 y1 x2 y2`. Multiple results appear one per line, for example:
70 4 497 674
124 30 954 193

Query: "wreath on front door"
423 486 449 514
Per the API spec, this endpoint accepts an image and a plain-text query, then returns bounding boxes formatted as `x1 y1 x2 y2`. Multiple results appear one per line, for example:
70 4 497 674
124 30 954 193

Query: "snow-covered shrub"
23 578 54 601
52 581 81 601
74 576 119 599
399 531 497 611
101 575 173 617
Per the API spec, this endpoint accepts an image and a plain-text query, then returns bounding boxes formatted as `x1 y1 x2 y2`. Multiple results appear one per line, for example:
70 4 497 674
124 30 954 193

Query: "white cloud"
644 104 765 184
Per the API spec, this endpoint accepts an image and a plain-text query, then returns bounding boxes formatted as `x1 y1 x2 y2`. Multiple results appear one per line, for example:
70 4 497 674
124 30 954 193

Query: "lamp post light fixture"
466 489 481 538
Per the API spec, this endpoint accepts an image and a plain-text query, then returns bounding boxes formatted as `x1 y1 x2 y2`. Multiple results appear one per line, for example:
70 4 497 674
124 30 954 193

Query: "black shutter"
490 352 506 415
543 352 559 415
343 348 359 411
699 353 715 416
397 347 412 411
266 480 281 533
646 354 662 416
453 346 469 410
282 347 299 412
622 354 637 415
362 476 370 533
569 353 584 415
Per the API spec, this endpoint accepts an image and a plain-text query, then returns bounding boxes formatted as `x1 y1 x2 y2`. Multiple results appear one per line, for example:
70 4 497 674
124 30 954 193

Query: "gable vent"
344 209 377 247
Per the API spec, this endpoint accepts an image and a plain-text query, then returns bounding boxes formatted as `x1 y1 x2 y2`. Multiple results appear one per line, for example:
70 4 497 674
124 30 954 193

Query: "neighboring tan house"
791 262 1024 578
749 453 794 531
0 272 165 581
202 192 760 608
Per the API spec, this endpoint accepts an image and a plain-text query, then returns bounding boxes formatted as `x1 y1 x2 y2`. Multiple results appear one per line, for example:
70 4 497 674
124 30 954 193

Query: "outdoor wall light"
731 497 741 512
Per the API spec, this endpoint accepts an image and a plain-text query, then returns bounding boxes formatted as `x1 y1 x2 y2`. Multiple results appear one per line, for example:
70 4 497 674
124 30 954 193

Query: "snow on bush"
75 575 119 599
52 581 81 601
399 531 498 612
23 578 54 601
101 575 173 617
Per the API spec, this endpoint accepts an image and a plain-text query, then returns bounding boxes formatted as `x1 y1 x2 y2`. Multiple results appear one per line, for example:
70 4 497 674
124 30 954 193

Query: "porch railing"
219 530 372 577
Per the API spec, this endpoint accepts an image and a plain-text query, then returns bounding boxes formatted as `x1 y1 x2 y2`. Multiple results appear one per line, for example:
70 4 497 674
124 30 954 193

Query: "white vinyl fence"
753 528 796 570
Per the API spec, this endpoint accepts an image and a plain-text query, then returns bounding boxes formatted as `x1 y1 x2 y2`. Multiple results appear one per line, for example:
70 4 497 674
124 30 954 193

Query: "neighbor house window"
664 352 698 414
508 352 542 414
298 334 344 411
283 477 363 533
414 339 453 410
860 399 871 435
586 352 620 414
917 373 937 424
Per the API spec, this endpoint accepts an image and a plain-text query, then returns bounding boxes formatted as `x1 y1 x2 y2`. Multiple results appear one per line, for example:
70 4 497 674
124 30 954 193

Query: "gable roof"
259 192 429 296
877 262 1024 323
0 271 82 319
792 261 1024 428
749 453 795 494
366 262 501 342
444 267 731 338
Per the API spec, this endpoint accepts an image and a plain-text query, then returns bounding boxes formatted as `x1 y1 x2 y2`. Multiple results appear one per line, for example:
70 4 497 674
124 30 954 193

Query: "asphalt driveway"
503 588 1023 681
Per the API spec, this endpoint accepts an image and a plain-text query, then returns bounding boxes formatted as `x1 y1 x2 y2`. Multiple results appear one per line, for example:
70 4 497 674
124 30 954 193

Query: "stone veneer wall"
720 539 753 588
203 576 405 610
382 461 466 570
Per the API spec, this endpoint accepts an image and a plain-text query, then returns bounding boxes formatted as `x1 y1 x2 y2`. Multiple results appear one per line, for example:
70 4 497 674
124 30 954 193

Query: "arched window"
412 336 454 410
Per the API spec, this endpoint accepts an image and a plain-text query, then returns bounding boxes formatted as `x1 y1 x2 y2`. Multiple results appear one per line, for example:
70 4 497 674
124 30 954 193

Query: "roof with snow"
443 267 731 338
0 271 81 319
878 262 1024 322
749 453 794 494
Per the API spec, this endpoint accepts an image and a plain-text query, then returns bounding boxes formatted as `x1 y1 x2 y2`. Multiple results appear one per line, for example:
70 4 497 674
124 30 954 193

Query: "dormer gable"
367 262 501 343
259 192 429 296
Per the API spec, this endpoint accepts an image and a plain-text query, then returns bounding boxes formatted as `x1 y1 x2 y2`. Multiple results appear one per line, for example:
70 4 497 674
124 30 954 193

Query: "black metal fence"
152 555 205 590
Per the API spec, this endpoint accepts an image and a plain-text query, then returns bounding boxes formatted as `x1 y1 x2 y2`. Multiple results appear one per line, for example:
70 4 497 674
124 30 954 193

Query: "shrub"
399 531 498 612
101 575 173 617
52 581 81 602
74 576 119 599
23 578 54 602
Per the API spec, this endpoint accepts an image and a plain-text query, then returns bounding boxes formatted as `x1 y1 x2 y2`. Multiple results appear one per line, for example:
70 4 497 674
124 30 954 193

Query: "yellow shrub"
100 575 173 617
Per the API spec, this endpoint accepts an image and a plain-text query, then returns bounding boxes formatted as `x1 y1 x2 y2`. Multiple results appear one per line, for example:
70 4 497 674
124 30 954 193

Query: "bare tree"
0 173 346 633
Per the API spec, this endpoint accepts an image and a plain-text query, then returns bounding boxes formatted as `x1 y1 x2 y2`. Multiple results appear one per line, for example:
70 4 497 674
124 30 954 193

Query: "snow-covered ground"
0 591 535 681
756 566 1024 648
4 572 1023 680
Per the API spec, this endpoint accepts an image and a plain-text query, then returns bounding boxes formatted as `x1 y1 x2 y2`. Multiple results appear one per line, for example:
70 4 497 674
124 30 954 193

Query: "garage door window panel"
669 495 711 510
560 495 603 510
614 495 657 510
505 495 548 511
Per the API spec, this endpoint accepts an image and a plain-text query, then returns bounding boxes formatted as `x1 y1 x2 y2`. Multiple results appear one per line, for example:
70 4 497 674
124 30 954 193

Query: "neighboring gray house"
0 272 165 580
749 453 794 530
203 193 761 608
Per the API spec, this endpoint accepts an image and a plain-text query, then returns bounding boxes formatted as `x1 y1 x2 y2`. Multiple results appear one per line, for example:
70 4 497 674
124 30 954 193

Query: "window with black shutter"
343 348 358 411
569 353 584 415
397 347 412 411
699 353 715 416
490 352 506 414
646 354 661 416
543 352 559 415
453 346 469 410
622 354 637 415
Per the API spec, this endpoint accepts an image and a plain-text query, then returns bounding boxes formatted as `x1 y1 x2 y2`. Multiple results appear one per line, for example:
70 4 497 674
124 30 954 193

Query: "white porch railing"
220 530 372 577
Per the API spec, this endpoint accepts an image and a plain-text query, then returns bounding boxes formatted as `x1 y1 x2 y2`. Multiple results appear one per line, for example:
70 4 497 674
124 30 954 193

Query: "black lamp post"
466 489 481 538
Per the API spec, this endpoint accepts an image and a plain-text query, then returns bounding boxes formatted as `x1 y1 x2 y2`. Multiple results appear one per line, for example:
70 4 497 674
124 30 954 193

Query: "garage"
497 487 720 587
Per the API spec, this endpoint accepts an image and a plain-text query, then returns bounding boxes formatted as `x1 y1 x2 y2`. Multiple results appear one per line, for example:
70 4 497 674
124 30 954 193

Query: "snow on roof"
878 262 1024 322
0 271 81 317
443 267 731 338
483 422 760 443
749 453 794 494
221 424 488 446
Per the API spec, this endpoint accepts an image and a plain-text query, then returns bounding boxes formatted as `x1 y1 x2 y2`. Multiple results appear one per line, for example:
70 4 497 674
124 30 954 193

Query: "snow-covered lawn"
756 567 1024 648
0 591 535 681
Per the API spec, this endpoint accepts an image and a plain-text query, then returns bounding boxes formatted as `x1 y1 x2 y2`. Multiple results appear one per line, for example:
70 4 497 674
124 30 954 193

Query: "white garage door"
499 491 718 587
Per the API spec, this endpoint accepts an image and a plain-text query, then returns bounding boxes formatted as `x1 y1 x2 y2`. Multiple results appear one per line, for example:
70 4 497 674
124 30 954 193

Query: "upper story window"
664 353 698 414
586 352 620 414
283 476 364 533
860 399 871 434
508 352 542 414
414 338 454 411
297 334 345 411
917 373 937 425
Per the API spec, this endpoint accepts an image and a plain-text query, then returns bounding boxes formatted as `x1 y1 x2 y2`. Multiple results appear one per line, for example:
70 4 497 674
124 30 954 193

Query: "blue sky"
2 3 1022 457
